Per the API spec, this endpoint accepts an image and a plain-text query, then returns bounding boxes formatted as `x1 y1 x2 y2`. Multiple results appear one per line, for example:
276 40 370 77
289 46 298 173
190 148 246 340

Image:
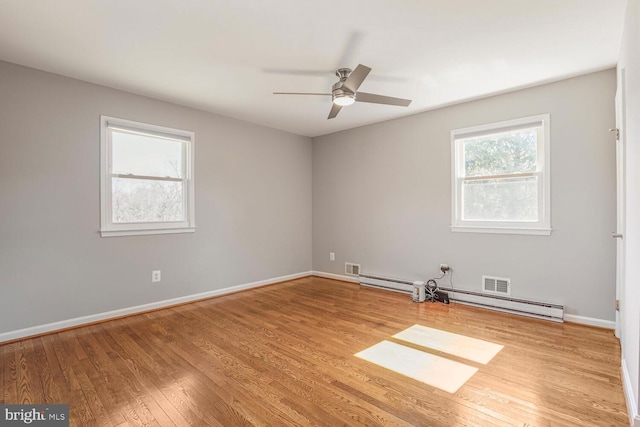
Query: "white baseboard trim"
311 270 359 283
313 273 616 329
0 271 313 343
563 314 615 329
622 358 640 427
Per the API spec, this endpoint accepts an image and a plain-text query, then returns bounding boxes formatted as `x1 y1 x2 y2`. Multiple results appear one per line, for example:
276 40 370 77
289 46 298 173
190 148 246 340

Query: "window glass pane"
111 130 183 178
462 129 537 177
462 176 538 221
112 178 184 223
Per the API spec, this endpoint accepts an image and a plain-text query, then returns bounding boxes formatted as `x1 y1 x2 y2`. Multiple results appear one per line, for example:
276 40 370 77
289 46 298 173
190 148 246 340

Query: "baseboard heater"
359 273 564 322
359 273 413 294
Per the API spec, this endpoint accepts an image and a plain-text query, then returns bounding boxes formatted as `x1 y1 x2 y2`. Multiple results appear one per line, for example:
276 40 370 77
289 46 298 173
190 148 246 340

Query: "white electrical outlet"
152 270 161 283
440 264 450 274
330 252 335 261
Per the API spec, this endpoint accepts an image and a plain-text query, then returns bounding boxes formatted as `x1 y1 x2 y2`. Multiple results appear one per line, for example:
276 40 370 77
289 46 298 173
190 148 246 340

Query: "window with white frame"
451 114 550 235
100 116 195 237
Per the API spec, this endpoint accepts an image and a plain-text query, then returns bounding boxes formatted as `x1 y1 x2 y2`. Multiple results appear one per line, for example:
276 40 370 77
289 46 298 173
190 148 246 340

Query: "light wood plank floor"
1 276 628 426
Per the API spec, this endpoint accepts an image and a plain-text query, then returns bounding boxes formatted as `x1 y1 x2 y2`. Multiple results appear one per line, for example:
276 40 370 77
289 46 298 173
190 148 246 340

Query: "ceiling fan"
273 64 411 119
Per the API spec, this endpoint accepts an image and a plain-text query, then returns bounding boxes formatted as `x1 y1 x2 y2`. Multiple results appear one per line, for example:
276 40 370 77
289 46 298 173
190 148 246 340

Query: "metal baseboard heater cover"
359 273 564 323
359 273 413 294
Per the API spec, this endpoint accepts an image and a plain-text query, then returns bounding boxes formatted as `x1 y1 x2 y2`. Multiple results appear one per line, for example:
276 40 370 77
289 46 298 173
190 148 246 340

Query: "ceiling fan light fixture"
273 64 411 119
332 92 356 106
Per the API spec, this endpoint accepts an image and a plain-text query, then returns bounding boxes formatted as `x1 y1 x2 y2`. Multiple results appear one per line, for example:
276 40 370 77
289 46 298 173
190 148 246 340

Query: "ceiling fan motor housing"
332 69 356 105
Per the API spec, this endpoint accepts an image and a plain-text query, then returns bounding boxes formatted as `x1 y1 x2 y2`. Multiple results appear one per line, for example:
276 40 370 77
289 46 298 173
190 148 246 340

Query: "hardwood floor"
0 276 628 426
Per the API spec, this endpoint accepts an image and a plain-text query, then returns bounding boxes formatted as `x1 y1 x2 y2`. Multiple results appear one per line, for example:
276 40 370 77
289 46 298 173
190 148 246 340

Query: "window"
451 114 550 235
100 116 195 237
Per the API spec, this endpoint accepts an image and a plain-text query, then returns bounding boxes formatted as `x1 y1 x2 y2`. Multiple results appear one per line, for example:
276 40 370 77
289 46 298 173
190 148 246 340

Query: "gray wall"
0 59 618 335
618 0 640 418
0 60 312 334
313 69 617 321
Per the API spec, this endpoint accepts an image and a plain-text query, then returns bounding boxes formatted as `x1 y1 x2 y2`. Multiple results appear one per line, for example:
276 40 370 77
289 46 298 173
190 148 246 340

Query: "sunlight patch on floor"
393 324 503 364
355 340 478 393
355 325 504 393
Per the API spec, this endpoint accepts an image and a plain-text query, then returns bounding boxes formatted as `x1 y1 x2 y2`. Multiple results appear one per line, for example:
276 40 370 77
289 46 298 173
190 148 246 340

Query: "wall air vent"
483 275 510 296
345 262 361 276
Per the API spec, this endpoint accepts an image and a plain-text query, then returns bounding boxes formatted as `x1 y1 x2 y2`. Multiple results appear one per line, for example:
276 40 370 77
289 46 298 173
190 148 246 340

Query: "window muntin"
100 116 195 237
451 115 550 235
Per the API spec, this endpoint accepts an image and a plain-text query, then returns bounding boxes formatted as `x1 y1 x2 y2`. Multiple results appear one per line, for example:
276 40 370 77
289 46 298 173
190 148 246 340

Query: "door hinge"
616 299 620 311
609 128 620 140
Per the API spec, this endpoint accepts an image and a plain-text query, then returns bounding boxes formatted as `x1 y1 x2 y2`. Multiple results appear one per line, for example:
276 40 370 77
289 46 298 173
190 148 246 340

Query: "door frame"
614 69 626 339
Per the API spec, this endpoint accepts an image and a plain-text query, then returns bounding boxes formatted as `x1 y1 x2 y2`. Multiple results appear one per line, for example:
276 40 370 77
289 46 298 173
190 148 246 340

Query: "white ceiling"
0 1 628 137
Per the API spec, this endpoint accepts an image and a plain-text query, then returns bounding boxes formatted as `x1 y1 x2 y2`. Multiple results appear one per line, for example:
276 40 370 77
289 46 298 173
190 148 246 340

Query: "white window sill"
450 226 551 236
100 227 195 237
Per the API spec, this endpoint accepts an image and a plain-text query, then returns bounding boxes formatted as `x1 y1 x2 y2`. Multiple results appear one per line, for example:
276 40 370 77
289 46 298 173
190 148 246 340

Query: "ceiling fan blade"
342 64 371 93
328 103 342 119
273 92 332 96
265 69 330 77
356 92 412 107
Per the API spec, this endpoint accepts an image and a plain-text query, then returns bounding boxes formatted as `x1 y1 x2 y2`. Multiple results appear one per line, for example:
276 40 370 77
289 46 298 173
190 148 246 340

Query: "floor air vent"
345 262 361 276
483 276 510 295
